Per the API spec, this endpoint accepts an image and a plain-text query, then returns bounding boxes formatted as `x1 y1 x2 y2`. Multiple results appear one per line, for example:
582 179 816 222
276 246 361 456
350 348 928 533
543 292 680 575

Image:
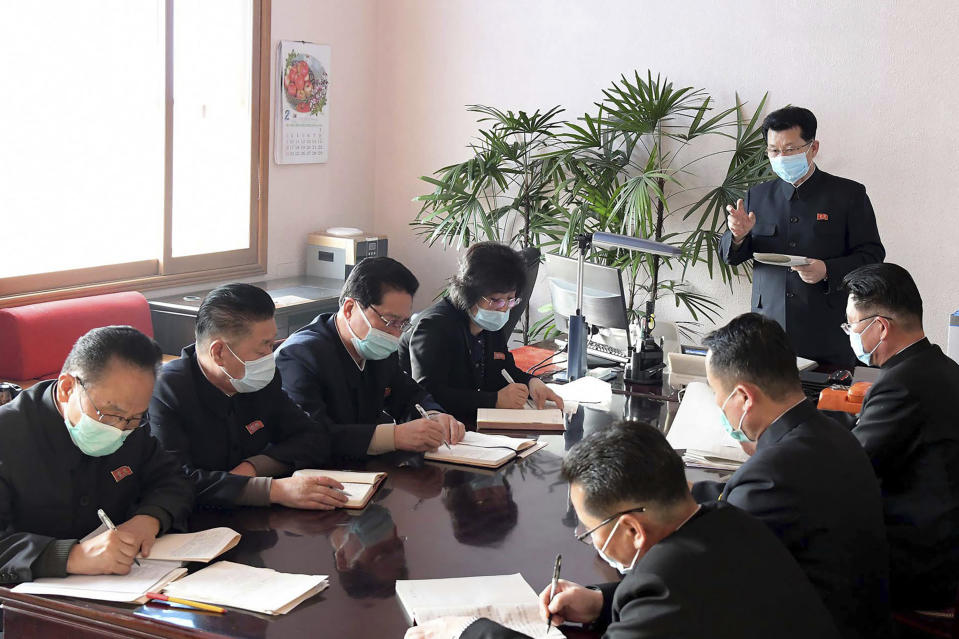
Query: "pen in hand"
501 370 536 409
415 403 451 450
546 553 562 632
97 508 140 567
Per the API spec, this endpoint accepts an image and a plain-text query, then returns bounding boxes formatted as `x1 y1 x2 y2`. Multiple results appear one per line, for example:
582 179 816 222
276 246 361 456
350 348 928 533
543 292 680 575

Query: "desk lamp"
566 231 682 382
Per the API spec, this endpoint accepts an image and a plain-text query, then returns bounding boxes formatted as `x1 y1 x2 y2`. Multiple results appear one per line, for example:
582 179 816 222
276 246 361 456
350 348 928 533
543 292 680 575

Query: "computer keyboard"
586 340 630 363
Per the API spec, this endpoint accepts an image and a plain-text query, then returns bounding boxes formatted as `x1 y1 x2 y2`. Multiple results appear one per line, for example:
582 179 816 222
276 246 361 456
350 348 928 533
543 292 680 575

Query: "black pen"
546 553 562 633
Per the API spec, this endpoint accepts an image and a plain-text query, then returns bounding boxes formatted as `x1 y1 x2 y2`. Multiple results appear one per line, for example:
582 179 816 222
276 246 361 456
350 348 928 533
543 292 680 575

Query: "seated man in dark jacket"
277 257 465 458
691 312 890 639
407 423 840 639
842 263 959 609
0 326 193 583
400 242 562 425
149 284 347 510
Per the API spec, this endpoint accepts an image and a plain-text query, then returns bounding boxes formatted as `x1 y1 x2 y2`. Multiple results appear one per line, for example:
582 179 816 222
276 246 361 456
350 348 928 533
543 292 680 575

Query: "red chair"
0 292 155 388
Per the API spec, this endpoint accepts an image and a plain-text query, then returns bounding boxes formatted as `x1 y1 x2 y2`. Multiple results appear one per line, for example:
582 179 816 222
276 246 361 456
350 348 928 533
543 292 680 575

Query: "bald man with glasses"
720 106 885 369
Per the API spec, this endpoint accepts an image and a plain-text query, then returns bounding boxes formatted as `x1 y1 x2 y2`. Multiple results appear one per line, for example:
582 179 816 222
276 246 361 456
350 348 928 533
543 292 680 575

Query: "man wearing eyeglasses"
276 257 466 457
842 263 959 611
720 106 885 369
0 326 193 583
407 423 840 639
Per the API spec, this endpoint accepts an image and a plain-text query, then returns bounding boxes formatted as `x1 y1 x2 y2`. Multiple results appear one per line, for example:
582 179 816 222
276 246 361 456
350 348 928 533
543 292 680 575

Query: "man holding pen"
407 423 839 639
0 327 193 581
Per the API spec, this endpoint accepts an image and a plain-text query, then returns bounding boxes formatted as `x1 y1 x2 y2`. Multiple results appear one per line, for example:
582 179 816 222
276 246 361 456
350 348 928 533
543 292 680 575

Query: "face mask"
64 408 131 457
849 317 883 366
596 517 640 574
719 387 752 443
472 306 510 332
345 306 400 360
221 343 275 393
770 150 810 184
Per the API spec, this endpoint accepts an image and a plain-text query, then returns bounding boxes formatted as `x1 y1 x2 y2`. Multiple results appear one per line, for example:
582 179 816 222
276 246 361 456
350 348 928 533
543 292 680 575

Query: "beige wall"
265 0 959 347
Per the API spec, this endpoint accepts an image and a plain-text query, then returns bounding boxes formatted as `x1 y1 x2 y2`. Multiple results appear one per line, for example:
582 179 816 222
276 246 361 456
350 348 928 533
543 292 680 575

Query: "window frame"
0 0 271 307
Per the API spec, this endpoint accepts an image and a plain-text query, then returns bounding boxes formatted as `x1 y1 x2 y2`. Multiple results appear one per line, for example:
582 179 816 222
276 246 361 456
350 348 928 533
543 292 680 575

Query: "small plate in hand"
753 253 811 267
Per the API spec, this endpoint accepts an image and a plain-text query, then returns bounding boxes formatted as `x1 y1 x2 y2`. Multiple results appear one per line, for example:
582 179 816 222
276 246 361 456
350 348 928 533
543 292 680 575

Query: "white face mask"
596 517 640 574
220 343 275 393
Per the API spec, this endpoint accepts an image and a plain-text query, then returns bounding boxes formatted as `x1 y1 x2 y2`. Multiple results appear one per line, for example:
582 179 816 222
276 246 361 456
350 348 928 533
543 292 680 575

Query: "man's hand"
395 418 448 452
117 514 161 557
725 198 756 242
404 616 475 639
791 258 827 284
66 528 138 575
430 413 466 445
271 475 349 510
496 383 529 409
528 377 565 411
229 461 257 477
538 579 604 626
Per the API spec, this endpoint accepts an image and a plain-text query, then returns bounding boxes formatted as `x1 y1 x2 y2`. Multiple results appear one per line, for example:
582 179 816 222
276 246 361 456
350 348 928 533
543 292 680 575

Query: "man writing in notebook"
408 423 840 639
0 326 193 581
276 257 465 457
149 284 348 509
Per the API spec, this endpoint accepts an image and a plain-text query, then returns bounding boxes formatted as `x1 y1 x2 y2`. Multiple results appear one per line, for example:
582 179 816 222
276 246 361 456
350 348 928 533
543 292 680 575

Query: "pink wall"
267 0 377 278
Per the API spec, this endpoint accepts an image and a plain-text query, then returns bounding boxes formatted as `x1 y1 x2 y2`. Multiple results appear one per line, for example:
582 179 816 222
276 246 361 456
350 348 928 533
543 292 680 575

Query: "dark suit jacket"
275 313 442 459
852 338 959 609
399 297 532 425
0 381 193 582
691 399 889 638
461 502 840 639
149 345 333 507
719 169 884 366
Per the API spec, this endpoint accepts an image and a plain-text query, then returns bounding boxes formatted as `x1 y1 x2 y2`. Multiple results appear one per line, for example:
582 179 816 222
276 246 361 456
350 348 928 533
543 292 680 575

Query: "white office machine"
306 228 388 282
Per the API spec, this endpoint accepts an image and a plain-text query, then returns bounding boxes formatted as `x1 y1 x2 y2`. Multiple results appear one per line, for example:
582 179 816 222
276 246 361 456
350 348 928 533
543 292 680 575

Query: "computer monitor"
543 253 632 352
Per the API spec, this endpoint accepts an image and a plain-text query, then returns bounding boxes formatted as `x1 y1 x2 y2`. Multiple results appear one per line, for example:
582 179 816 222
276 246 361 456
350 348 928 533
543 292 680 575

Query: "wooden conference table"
0 379 724 639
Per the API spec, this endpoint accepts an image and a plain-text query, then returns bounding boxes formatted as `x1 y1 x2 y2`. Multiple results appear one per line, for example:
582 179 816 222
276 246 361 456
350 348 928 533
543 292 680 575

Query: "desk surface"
0 384 725 639
147 276 343 313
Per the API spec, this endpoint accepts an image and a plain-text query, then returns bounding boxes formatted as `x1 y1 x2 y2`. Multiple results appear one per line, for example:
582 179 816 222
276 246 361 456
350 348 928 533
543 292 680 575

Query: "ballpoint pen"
546 553 562 633
415 403 452 450
501 370 537 409
97 508 140 567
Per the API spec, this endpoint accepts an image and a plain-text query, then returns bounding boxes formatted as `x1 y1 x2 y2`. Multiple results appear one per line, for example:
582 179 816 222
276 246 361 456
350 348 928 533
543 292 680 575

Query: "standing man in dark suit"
400 242 563 425
149 284 348 510
691 313 890 639
0 326 193 582
720 106 884 368
843 263 959 609
407 423 840 639
276 257 465 458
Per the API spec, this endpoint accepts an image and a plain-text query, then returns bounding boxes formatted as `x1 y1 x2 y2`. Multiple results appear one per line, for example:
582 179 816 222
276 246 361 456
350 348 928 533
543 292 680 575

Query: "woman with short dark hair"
399 242 563 425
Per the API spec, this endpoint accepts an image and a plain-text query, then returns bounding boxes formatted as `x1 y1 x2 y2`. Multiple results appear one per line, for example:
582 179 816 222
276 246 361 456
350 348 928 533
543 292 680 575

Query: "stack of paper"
292 469 387 509
477 408 565 432
396 573 563 639
666 381 749 470
162 561 328 615
547 376 612 412
146 527 241 562
425 432 546 468
12 560 187 603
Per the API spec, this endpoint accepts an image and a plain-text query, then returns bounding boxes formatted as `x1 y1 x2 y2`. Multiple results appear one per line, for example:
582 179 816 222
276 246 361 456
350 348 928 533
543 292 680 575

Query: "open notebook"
396 573 564 639
477 408 565 432
12 560 187 603
162 560 328 615
666 381 749 470
425 432 547 469
292 469 387 509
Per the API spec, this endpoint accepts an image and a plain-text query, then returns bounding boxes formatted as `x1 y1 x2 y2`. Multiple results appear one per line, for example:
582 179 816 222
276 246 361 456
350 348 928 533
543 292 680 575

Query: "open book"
79 524 241 563
477 408 565 432
425 432 547 469
162 560 328 615
12 559 187 604
396 573 564 639
292 469 387 509
666 381 749 470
